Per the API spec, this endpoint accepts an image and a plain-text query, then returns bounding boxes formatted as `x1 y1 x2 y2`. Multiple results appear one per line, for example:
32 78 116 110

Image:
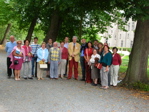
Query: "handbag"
40 64 48 69
95 63 102 69
14 60 19 65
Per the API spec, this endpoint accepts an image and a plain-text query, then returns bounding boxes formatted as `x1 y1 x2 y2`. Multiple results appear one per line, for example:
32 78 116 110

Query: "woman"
110 47 122 87
58 41 68 78
99 45 112 89
84 42 93 83
9 41 25 80
22 40 33 79
37 42 49 80
98 42 103 56
90 49 100 86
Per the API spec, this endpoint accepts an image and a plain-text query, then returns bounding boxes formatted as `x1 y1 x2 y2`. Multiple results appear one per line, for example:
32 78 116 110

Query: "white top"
90 54 101 63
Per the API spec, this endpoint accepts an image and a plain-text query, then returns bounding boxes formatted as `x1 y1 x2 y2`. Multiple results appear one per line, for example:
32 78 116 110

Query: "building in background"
100 18 137 48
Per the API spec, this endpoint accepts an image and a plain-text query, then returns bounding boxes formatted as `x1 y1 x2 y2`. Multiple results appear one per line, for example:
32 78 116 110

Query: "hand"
71 54 74 57
58 62 61 64
105 66 109 72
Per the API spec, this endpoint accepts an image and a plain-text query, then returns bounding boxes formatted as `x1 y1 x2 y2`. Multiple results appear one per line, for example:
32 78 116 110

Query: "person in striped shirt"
30 37 40 77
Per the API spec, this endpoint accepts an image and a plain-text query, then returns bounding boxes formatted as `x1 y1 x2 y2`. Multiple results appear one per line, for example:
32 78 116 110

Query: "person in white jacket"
90 49 101 86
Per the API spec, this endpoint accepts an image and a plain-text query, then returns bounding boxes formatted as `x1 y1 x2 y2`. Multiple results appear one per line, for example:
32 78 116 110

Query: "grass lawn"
119 55 149 79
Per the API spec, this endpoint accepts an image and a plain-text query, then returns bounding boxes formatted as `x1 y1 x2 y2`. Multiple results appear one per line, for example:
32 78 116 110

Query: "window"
121 40 123 47
132 22 135 31
111 30 113 34
128 34 129 39
128 23 130 31
130 41 133 48
120 34 121 39
115 35 116 40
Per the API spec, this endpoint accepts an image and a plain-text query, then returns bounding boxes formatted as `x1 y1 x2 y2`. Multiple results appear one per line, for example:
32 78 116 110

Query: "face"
88 43 92 48
81 39 86 44
53 42 57 47
34 39 38 43
104 46 109 52
73 37 77 43
65 37 69 42
94 41 98 45
61 42 64 47
17 41 22 47
25 40 29 46
10 36 15 42
93 49 97 54
113 49 117 53
48 39 52 44
42 43 46 48
98 44 103 48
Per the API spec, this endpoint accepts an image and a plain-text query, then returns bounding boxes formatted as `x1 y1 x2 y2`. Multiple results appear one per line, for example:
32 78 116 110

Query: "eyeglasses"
17 43 21 44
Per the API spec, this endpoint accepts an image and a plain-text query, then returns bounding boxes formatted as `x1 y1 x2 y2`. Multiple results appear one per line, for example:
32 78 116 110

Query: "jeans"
80 56 85 80
50 60 59 78
31 57 37 76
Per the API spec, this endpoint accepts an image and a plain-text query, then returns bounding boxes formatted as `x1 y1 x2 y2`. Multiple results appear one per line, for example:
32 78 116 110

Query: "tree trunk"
0 24 11 44
26 17 37 42
44 10 62 43
122 20 149 85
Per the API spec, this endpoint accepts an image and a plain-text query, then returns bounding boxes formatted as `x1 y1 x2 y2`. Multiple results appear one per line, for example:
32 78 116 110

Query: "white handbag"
40 64 48 69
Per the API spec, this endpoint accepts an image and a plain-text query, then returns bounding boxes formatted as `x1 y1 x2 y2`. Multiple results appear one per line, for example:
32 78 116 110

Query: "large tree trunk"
0 24 11 44
26 17 38 42
44 10 62 43
122 20 149 85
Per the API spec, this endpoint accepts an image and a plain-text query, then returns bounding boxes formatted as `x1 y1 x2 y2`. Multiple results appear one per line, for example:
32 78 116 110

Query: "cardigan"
99 52 112 66
112 53 122 65
37 48 49 62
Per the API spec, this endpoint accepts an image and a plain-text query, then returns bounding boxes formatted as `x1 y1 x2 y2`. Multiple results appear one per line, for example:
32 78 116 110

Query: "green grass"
119 55 149 78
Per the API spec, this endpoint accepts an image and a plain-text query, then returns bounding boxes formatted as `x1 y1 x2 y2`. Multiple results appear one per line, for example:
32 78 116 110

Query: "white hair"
72 36 78 40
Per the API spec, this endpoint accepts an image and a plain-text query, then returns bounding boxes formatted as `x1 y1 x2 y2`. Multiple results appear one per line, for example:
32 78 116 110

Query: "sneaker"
24 77 27 80
28 77 33 79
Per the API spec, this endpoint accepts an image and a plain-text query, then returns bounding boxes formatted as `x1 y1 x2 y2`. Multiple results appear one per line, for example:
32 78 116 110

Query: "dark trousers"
31 57 37 77
7 57 14 77
64 59 68 76
80 56 85 80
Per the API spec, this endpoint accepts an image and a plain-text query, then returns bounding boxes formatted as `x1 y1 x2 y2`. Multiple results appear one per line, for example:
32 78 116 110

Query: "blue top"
37 48 49 62
80 43 86 56
5 41 17 56
30 44 40 56
64 43 69 49
99 52 112 66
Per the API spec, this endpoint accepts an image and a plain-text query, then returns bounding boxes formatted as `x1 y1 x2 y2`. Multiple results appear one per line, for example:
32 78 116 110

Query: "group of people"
5 35 122 89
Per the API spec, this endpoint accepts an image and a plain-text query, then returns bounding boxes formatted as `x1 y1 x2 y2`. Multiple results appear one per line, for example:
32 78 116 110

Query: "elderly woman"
98 42 103 56
58 41 68 78
99 45 112 89
110 47 122 87
9 40 25 80
84 42 93 83
90 49 100 86
36 42 49 80
22 39 33 79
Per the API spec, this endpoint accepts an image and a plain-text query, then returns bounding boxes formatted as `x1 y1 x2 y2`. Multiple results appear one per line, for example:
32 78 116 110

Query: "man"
31 37 40 77
49 42 61 79
5 35 17 78
46 38 53 77
93 40 99 50
68 36 81 80
64 37 69 77
80 39 86 81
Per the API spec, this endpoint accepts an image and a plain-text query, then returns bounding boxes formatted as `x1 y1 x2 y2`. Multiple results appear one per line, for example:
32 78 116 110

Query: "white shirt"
90 54 101 63
64 43 69 49
14 47 22 59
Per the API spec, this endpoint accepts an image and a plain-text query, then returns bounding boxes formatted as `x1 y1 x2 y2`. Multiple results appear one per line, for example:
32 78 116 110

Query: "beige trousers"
37 63 44 79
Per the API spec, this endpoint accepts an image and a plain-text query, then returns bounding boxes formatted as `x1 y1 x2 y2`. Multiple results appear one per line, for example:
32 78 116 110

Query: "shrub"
132 82 149 91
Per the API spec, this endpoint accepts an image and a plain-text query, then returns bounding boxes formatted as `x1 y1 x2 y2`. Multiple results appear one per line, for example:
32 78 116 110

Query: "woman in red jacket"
58 41 68 78
110 47 122 86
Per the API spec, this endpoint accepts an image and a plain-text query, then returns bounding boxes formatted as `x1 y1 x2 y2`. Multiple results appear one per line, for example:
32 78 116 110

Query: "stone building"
100 18 137 48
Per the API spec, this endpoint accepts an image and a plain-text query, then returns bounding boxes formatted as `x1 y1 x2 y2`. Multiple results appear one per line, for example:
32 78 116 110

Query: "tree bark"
25 17 38 42
122 20 149 85
0 24 11 44
44 10 62 43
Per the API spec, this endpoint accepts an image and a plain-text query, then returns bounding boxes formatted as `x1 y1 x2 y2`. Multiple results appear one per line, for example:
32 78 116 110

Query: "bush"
119 53 124 57
132 82 149 91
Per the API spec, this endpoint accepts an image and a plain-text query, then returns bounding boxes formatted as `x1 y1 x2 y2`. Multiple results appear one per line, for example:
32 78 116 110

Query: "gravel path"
0 50 149 112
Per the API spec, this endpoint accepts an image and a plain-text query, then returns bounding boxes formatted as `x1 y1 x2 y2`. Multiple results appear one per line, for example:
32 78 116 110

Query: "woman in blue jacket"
36 42 49 80
99 45 112 89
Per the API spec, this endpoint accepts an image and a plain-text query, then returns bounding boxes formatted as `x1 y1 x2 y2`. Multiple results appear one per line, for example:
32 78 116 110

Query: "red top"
84 48 93 57
60 47 68 59
112 53 122 65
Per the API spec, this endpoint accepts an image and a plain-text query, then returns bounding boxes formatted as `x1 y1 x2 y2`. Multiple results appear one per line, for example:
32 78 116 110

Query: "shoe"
103 86 109 90
75 78 78 80
40 78 44 80
24 78 27 80
67 78 71 80
8 76 11 79
38 78 40 80
28 77 33 79
55 78 58 80
80 79 85 81
91 83 97 86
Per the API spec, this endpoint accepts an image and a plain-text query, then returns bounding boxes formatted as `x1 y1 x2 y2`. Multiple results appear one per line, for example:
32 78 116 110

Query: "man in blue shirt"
80 39 87 81
30 37 40 77
5 35 17 78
